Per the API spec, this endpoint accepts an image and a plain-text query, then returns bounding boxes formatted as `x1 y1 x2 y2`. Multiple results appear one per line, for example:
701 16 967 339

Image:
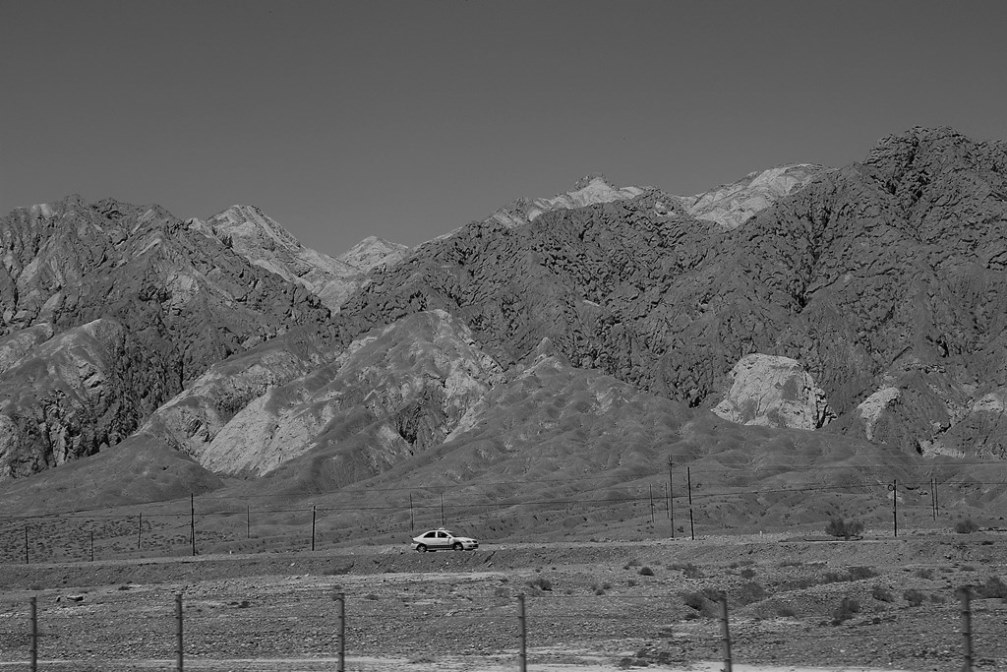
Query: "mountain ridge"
3 126 1006 535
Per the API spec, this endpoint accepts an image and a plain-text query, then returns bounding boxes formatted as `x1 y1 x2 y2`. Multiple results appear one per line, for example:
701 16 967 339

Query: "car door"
434 530 450 549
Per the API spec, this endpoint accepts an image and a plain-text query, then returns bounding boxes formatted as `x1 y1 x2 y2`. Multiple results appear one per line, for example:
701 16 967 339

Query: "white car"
411 528 479 552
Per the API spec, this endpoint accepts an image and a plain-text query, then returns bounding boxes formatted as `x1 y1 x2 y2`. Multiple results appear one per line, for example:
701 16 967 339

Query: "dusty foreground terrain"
0 531 1004 671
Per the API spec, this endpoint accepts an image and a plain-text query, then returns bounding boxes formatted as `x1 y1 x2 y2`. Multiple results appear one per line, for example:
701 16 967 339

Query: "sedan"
411 528 479 552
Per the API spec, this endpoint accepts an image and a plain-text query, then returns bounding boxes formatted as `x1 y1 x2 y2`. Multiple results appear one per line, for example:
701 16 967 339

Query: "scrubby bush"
955 519 980 534
871 585 893 602
736 582 767 605
976 576 1007 599
668 562 703 578
638 566 655 576
825 518 864 539
740 568 756 580
527 576 553 592
831 597 860 624
915 568 934 579
903 589 926 607
681 590 720 618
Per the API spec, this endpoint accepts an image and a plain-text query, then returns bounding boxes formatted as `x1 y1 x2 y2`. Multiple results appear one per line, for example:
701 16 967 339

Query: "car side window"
423 532 435 538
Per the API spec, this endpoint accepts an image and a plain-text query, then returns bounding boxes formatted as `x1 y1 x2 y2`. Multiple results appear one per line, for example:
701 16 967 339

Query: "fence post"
649 484 655 526
138 513 143 550
311 505 317 551
720 593 732 672
336 592 346 672
887 479 898 537
24 525 29 564
518 593 527 672
190 493 196 557
668 458 675 539
176 593 184 672
687 467 695 540
30 596 37 672
959 586 973 672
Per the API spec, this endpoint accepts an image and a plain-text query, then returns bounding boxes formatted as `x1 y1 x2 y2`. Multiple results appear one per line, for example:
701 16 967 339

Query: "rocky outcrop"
679 164 828 229
0 323 54 374
713 354 833 429
192 310 502 479
0 319 142 479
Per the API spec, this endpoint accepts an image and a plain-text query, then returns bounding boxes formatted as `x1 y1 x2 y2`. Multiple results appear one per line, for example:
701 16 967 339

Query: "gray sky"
2 0 1006 256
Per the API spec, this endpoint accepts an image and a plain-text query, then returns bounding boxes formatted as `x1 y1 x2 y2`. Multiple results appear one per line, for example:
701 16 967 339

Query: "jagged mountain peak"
571 173 613 191
338 236 409 272
486 175 647 230
203 204 376 312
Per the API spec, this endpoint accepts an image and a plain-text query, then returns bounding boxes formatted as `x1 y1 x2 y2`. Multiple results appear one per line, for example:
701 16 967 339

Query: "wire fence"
0 582 1003 671
2 467 1006 564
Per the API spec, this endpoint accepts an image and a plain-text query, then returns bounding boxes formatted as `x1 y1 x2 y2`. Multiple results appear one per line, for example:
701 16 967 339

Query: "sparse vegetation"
527 576 553 592
668 562 703 578
955 519 980 534
903 589 926 607
638 566 654 576
831 597 860 624
736 581 766 605
871 585 893 602
976 576 1007 599
825 518 864 539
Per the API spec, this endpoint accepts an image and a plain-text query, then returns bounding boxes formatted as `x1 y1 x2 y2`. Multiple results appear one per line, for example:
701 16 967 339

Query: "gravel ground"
0 531 1004 671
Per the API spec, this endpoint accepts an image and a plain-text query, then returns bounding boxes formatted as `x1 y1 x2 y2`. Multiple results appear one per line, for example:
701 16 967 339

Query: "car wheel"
416 544 427 553
452 542 463 551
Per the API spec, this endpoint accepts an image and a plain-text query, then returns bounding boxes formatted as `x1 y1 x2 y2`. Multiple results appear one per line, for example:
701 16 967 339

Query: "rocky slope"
188 310 502 480
0 195 331 480
331 127 1007 461
3 126 1007 501
679 163 829 229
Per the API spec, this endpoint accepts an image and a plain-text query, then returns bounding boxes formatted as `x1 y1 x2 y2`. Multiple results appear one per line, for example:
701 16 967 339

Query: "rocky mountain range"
2 126 1006 524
